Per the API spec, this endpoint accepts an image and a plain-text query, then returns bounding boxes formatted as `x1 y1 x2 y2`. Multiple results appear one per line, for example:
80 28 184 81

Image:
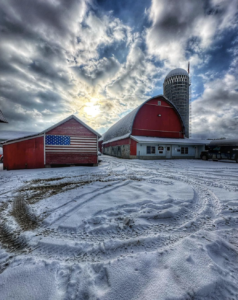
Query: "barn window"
158 101 161 105
147 146 155 154
181 147 188 154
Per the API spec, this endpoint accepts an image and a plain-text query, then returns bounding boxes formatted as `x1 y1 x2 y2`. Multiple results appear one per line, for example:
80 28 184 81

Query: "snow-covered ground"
0 156 238 300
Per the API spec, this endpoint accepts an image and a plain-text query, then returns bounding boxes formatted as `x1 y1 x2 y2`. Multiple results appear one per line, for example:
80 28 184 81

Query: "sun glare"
84 100 100 117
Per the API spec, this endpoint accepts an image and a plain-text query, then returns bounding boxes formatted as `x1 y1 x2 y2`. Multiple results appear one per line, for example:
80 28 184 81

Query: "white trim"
46 148 97 151
70 137 97 140
45 145 97 148
3 134 44 146
131 135 209 145
45 150 97 153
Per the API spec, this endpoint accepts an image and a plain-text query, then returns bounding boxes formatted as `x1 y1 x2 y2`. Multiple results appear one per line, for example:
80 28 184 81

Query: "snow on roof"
165 68 189 80
0 110 8 123
103 107 139 143
103 95 184 143
131 136 210 145
98 133 106 142
103 133 131 145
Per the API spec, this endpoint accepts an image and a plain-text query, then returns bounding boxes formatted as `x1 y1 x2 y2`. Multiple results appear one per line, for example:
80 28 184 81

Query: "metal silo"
163 68 190 137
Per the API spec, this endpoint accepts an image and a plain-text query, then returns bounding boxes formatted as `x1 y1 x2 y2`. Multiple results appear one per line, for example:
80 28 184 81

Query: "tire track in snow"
1 157 230 265
50 180 132 227
30 178 222 263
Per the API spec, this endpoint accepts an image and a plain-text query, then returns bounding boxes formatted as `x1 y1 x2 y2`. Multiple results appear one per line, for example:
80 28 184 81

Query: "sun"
84 99 100 117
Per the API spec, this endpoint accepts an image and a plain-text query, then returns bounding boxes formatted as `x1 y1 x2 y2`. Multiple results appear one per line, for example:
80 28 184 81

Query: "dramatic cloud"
0 0 237 138
146 0 238 67
192 74 238 139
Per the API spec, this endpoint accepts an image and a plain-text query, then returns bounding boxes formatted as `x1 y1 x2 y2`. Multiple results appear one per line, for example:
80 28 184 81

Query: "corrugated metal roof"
131 136 209 145
103 95 184 143
103 108 139 143
165 68 189 80
0 110 8 123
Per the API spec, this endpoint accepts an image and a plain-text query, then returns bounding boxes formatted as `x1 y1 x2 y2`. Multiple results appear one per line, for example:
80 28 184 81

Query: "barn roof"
98 133 105 142
1 115 100 145
0 110 8 123
103 95 184 144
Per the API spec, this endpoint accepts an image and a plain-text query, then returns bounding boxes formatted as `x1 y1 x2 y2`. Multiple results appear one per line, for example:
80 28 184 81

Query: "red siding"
46 153 97 165
3 136 44 170
130 139 137 156
103 138 130 148
47 118 95 136
46 118 97 165
132 97 184 138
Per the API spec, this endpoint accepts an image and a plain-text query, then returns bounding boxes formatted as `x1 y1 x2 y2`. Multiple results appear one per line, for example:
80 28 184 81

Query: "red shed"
3 115 100 170
103 95 186 159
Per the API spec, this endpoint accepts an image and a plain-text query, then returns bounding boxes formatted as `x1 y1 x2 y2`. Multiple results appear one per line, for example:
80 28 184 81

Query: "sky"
0 0 237 139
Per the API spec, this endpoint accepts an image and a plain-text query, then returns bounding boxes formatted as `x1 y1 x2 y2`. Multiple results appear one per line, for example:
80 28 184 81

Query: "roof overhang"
131 136 209 145
102 133 130 145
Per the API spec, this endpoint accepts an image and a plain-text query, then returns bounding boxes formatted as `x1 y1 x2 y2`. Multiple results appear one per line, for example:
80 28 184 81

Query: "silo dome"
163 68 190 137
165 68 189 80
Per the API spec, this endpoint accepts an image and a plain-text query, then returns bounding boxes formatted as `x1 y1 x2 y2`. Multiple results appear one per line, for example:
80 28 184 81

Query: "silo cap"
165 68 189 80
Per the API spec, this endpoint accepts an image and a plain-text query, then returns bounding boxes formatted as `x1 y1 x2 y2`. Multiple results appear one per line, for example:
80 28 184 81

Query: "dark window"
147 146 155 154
167 147 170 151
181 147 188 154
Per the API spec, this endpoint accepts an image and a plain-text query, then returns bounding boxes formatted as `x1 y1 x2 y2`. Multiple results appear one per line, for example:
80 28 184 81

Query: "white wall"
136 143 205 158
137 144 166 157
172 145 195 157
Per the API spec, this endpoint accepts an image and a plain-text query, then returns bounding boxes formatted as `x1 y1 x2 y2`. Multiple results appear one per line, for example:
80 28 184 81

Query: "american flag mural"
45 135 97 153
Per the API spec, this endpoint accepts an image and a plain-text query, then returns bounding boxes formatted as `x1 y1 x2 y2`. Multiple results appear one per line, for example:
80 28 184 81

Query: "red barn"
3 115 100 170
102 95 206 159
